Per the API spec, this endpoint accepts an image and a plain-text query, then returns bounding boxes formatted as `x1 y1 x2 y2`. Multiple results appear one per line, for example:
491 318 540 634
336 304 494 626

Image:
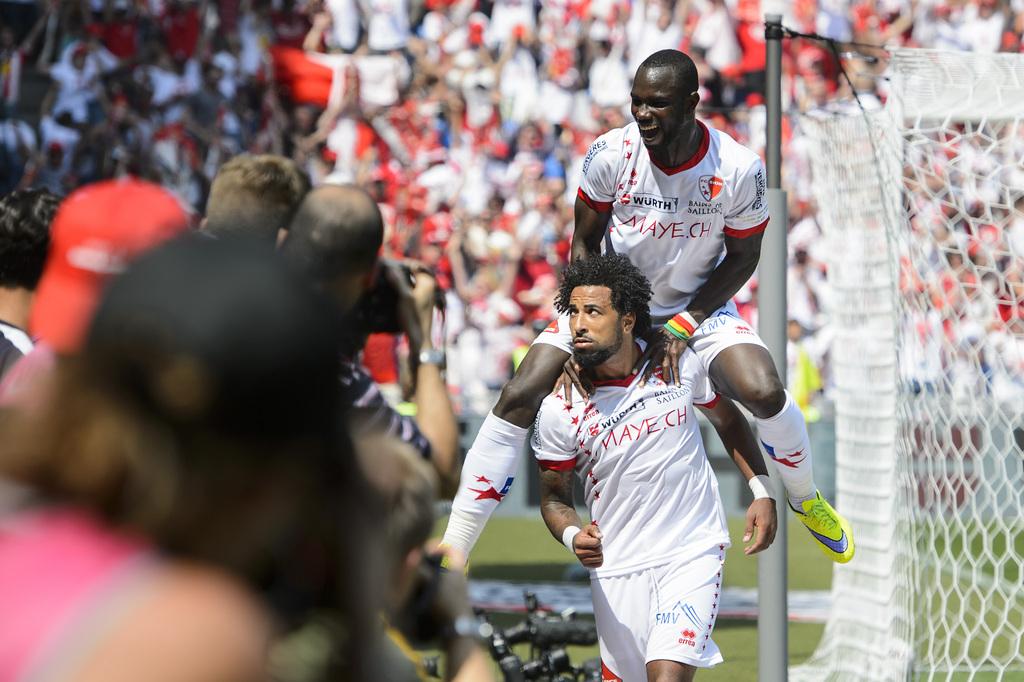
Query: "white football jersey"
532 348 730 577
578 121 769 318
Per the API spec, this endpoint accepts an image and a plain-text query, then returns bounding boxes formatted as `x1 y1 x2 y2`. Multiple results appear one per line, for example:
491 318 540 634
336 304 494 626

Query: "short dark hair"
556 254 652 338
0 189 60 290
638 49 699 97
205 155 310 243
283 185 384 282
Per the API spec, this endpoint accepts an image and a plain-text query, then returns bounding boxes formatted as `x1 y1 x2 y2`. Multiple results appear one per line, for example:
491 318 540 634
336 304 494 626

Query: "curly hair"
0 189 60 290
556 254 652 337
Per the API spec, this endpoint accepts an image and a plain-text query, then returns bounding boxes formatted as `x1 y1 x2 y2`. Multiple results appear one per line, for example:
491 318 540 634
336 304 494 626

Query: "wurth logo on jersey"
620 215 713 240
618 192 679 212
596 398 646 431
699 175 724 201
599 406 688 449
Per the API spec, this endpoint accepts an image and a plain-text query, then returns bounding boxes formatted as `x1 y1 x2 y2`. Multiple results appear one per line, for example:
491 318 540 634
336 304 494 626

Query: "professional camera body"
354 259 446 335
479 592 602 682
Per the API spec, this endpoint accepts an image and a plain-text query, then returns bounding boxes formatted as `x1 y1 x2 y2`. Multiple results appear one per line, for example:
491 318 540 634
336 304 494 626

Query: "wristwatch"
445 615 494 642
418 348 446 367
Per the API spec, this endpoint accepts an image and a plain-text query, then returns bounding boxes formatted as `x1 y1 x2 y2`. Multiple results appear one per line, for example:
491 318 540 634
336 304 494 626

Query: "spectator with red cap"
0 235 386 682
0 178 191 405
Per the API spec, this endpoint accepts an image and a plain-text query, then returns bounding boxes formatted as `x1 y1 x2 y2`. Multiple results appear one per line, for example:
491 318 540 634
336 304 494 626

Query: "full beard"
573 327 624 369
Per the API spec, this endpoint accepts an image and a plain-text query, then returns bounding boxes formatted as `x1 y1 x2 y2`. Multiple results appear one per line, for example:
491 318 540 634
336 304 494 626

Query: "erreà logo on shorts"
619 193 678 212
698 175 724 201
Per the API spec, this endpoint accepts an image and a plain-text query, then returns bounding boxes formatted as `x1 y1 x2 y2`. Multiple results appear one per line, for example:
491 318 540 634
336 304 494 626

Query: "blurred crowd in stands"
2 0 1023 414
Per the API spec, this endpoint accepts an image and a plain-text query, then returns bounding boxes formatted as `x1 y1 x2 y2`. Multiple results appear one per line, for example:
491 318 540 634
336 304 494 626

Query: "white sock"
754 391 817 508
441 411 528 556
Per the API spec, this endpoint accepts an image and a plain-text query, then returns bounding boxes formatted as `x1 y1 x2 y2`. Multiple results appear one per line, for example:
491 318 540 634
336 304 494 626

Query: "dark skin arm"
687 232 763 324
555 197 612 402
699 395 777 555
539 467 603 567
646 232 764 385
570 195 610 262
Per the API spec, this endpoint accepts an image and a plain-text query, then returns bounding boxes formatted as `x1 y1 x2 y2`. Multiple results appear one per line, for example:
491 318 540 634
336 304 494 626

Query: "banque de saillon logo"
698 175 724 201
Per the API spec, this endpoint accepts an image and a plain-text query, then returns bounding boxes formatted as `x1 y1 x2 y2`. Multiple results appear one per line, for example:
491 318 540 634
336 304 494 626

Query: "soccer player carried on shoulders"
442 49 854 567
535 252 776 682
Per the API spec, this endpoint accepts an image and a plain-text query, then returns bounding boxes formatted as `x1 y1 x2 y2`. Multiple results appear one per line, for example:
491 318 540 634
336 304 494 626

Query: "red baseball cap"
30 179 191 353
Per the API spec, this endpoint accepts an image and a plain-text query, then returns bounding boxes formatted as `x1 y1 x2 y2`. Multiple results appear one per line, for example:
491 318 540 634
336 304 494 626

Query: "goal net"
793 49 1024 681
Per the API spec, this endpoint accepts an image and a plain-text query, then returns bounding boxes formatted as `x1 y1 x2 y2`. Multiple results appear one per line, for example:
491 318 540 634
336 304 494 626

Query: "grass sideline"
433 515 833 681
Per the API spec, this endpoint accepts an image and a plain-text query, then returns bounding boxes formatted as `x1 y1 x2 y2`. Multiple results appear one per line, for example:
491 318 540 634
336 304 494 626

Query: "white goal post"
793 48 1024 681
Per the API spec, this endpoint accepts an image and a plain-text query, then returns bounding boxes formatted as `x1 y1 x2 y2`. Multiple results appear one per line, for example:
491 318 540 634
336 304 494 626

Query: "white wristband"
748 475 772 500
562 525 581 552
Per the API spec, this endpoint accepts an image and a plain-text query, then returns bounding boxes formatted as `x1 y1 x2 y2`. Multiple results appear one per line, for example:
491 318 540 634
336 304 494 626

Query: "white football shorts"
590 545 726 680
533 302 767 370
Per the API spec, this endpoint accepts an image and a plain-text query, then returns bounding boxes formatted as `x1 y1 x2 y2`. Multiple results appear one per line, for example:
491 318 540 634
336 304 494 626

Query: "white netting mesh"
792 48 1024 682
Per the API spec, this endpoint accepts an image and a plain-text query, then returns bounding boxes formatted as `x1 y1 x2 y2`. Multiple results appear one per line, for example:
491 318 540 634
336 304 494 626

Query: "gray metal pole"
758 13 789 682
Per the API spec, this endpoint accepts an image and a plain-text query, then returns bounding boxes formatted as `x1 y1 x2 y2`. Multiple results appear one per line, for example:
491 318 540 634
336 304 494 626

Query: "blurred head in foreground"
29 179 191 355
0 236 381 681
204 154 311 245
282 184 384 313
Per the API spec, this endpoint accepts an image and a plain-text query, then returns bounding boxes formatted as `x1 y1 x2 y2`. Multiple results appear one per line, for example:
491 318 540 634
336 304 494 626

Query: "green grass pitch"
434 515 834 681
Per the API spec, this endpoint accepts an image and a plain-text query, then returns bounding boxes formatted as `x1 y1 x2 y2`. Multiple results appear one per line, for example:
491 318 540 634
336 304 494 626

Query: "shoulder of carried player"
538 393 592 434
707 124 762 173
587 124 632 155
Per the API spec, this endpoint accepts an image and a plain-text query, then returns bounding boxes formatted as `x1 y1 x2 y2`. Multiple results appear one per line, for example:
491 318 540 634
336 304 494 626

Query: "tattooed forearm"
539 467 583 541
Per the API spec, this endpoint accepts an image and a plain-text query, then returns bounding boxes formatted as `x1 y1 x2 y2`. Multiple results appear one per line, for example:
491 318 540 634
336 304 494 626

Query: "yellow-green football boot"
792 491 855 563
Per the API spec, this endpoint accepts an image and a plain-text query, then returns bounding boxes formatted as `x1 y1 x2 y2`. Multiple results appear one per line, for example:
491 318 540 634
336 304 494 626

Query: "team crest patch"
699 175 724 201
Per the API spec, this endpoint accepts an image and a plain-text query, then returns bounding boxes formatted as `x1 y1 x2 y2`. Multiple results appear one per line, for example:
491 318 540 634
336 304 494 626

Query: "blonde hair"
205 155 310 242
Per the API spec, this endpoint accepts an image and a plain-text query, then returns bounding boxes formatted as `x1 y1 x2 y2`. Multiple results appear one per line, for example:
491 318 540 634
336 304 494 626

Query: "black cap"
86 235 343 441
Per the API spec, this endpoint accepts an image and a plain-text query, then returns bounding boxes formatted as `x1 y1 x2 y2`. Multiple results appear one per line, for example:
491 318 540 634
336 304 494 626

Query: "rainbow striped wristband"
665 312 699 340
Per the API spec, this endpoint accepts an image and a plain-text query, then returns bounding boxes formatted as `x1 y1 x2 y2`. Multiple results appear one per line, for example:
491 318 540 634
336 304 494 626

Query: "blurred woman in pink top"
0 236 383 682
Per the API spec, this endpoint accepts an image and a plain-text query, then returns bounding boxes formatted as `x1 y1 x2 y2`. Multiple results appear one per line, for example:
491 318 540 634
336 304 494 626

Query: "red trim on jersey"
695 393 721 409
591 371 638 388
601 661 623 681
648 121 710 175
538 458 577 471
724 218 769 239
591 344 645 387
577 187 612 212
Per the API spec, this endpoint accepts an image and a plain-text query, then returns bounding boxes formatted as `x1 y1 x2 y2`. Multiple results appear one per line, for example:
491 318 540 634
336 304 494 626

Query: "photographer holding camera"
369 434 493 681
282 185 461 497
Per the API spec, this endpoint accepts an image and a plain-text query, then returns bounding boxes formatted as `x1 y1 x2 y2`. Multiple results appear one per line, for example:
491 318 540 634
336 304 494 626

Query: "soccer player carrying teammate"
535 253 775 681
443 48 854 565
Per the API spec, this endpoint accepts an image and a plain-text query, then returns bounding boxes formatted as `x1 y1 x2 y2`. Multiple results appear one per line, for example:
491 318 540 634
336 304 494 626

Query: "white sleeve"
530 396 579 471
681 350 719 407
577 129 623 209
723 153 770 237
